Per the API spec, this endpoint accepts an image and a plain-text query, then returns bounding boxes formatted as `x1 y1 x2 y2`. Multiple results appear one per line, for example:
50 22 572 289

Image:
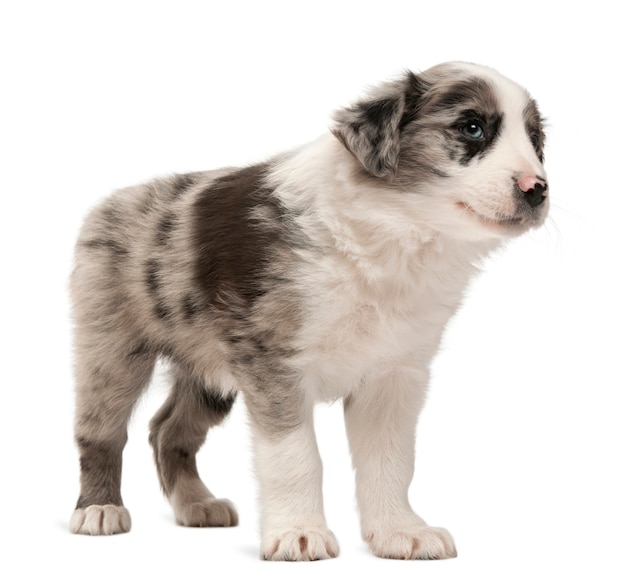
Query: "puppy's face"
333 62 549 241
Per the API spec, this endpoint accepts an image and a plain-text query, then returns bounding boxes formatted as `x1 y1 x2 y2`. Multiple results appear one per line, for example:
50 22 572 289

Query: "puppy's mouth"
455 202 528 229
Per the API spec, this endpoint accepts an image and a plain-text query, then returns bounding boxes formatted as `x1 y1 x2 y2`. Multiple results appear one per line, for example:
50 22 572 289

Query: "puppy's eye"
459 122 484 140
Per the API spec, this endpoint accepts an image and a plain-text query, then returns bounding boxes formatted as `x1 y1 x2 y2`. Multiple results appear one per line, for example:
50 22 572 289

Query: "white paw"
365 525 457 560
262 526 339 561
70 505 131 535
173 497 238 527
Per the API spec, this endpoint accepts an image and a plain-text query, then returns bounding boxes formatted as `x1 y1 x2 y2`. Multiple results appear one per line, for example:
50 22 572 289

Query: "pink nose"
517 175 548 208
518 175 547 192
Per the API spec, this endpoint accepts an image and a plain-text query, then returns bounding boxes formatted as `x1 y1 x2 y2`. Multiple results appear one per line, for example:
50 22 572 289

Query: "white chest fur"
292 234 491 402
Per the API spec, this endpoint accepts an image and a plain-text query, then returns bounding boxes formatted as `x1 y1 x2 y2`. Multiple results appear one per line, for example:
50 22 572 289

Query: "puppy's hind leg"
70 335 156 535
149 368 238 527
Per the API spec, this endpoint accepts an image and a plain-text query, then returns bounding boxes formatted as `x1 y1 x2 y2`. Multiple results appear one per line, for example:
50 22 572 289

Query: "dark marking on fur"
75 437 124 508
362 99 399 134
400 71 431 129
144 258 174 321
145 258 161 297
149 375 236 495
523 99 546 163
171 447 191 461
454 108 503 164
250 333 270 354
429 167 451 178
101 205 123 228
156 212 176 246
154 301 173 320
181 293 202 322
128 339 152 360
333 91 404 178
170 173 196 198
192 164 289 311
137 190 158 216
426 78 504 165
430 78 498 114
80 239 129 257
201 389 236 418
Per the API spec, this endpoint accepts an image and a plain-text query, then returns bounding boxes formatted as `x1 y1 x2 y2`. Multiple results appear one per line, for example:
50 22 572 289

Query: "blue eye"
460 122 484 140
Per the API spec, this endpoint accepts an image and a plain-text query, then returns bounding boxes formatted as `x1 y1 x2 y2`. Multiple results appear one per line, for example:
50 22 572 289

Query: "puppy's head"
332 62 549 240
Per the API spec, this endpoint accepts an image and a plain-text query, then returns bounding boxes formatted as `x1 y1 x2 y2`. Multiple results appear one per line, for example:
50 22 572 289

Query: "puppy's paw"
262 526 339 561
174 497 238 527
365 525 457 560
70 505 131 535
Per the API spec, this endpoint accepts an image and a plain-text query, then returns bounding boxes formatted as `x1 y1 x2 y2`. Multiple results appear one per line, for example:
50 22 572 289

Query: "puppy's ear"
332 72 428 179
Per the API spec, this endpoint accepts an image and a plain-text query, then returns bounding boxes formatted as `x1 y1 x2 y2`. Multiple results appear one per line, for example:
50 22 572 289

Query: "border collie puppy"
69 61 548 561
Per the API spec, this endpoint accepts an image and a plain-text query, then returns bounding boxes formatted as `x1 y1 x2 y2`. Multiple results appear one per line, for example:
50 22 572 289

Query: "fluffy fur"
69 61 549 560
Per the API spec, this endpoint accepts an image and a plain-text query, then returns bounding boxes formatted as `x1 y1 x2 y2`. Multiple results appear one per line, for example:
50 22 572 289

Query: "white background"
1 1 624 580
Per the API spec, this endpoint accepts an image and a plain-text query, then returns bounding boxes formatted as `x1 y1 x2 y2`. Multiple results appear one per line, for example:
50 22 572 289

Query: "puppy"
69 61 548 560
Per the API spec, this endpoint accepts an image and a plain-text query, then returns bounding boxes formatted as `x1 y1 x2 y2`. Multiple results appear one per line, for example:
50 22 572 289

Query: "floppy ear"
332 72 428 179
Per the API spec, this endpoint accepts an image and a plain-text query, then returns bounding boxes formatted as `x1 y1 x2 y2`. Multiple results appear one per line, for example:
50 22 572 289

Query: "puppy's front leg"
248 397 339 561
344 368 457 560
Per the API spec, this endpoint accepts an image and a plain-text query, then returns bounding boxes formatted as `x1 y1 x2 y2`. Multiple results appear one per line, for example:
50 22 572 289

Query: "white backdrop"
2 1 624 580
